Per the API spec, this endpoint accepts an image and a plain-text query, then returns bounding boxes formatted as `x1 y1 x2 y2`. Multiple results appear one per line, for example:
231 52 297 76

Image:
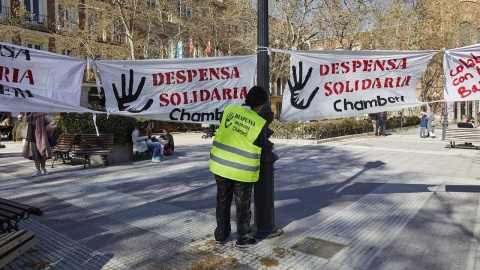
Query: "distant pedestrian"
210 85 268 249
420 113 427 138
369 113 378 133
427 112 436 138
375 111 387 136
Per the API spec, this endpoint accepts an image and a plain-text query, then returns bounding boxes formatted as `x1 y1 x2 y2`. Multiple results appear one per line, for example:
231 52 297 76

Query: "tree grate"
291 237 346 259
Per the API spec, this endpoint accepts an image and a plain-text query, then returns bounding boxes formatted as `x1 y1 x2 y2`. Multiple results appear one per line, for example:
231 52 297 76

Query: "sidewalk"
1 128 480 269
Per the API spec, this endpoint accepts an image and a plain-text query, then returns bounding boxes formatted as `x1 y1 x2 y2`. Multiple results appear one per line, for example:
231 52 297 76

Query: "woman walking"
22 113 58 176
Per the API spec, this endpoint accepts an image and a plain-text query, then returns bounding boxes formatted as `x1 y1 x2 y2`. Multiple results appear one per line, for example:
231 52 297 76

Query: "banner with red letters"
0 42 89 112
444 44 480 102
94 55 256 123
273 49 437 121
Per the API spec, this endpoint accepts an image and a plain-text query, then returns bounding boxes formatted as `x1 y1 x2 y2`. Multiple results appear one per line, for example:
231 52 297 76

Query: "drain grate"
291 237 346 259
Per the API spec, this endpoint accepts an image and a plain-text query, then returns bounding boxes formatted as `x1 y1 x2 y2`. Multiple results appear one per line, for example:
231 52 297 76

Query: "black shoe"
235 238 256 249
215 238 229 245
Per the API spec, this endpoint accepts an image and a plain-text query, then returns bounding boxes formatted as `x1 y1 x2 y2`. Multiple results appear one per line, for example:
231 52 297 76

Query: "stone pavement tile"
106 168 217 216
369 182 480 270
4 218 128 270
271 168 387 231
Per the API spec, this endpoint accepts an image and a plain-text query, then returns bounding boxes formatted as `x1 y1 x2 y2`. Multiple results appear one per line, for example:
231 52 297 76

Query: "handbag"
43 115 57 147
15 122 30 140
48 135 57 147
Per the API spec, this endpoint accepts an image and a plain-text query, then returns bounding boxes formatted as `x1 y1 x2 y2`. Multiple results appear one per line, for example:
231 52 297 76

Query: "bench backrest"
457 122 474 128
53 133 77 152
78 134 114 152
445 128 480 141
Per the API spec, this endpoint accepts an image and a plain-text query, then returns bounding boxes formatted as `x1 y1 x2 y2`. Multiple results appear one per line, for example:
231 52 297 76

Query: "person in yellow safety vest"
210 85 268 249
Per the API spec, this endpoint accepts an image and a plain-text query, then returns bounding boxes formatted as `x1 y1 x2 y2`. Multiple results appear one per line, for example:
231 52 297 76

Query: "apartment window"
58 4 76 27
459 21 471 47
181 4 192 19
147 39 161 59
61 48 76 57
146 0 156 8
113 19 126 43
24 0 41 18
25 42 44 50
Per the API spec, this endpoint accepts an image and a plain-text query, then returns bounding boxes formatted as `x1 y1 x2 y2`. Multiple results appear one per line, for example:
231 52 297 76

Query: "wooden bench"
0 126 13 140
0 230 39 268
185 123 203 131
444 128 480 148
75 134 114 169
154 124 177 133
0 198 43 233
51 133 77 168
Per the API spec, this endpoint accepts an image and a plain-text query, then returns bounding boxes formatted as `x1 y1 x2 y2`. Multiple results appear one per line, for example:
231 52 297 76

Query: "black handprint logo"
112 69 153 113
288 61 319 110
224 112 234 128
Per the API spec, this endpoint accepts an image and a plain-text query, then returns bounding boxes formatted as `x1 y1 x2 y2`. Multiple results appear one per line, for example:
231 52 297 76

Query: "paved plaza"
1 127 480 270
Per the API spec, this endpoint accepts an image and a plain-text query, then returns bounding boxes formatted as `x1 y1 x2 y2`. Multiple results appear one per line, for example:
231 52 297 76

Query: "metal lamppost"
441 59 449 139
253 0 283 239
442 101 449 139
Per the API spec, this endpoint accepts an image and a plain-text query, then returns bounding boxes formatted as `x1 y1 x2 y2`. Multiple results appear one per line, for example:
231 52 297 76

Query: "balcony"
0 6 11 23
0 6 49 30
23 13 49 29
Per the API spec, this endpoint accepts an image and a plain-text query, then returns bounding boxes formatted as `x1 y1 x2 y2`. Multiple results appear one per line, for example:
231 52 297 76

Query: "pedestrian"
427 112 436 138
369 113 378 133
210 85 268 249
12 115 23 142
375 111 387 136
420 112 428 138
22 112 58 176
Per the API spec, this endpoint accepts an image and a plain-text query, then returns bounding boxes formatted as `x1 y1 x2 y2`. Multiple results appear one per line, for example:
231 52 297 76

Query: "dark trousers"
214 174 253 242
376 119 386 135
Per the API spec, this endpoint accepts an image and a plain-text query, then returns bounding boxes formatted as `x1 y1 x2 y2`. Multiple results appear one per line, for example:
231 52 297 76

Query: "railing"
23 13 49 29
0 6 49 30
0 6 11 22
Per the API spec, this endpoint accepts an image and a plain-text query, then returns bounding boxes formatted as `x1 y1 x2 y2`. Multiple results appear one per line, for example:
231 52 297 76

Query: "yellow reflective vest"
210 104 266 182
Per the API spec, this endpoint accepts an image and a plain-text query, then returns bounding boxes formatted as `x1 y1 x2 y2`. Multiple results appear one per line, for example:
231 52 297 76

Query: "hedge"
56 113 137 144
270 116 420 140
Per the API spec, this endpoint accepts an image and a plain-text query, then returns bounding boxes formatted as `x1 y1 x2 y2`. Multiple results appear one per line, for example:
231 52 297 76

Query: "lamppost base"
253 226 284 239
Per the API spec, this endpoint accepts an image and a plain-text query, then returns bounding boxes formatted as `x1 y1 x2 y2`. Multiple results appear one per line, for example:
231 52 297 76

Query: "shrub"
60 113 136 144
270 116 420 140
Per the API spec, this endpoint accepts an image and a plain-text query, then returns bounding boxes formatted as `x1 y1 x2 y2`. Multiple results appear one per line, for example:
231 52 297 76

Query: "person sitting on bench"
160 128 174 156
132 122 167 162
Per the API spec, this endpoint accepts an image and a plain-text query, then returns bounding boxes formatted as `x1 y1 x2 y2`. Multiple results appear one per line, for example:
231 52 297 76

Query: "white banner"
274 49 437 121
444 44 480 102
0 42 88 112
95 55 257 123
